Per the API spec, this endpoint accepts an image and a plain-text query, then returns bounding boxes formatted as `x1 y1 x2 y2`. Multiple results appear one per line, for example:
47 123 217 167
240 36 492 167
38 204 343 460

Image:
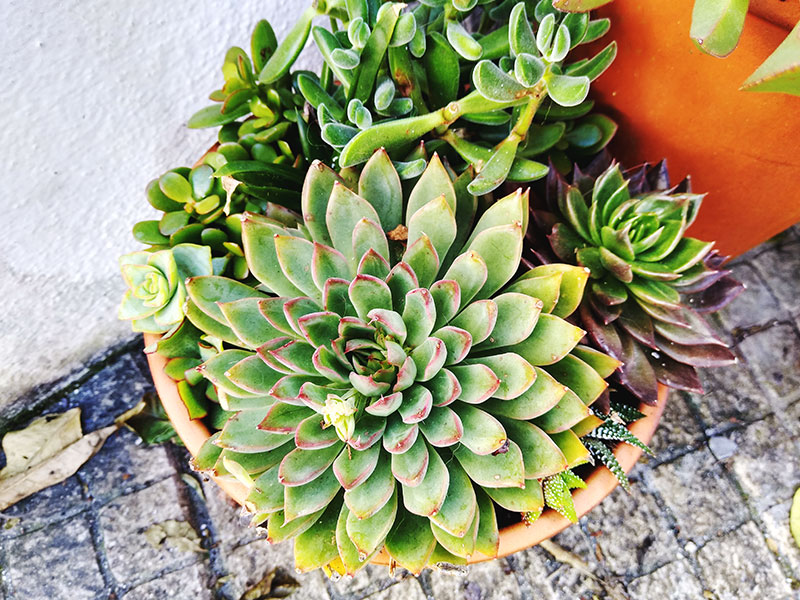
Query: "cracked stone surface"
99 477 203 587
646 448 750 546
0 229 798 599
697 521 794 599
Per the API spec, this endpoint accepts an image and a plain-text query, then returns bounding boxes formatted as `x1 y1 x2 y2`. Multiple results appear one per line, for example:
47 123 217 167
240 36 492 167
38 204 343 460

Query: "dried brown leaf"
241 567 300 600
0 411 116 510
0 408 83 478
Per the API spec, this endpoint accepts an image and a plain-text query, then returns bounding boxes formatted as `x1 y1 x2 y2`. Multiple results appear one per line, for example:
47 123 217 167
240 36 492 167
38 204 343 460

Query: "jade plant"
182 155 627 574
530 157 744 404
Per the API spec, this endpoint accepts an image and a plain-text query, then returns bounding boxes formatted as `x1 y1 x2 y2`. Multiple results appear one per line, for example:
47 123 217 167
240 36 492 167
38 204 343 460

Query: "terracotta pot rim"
144 332 668 565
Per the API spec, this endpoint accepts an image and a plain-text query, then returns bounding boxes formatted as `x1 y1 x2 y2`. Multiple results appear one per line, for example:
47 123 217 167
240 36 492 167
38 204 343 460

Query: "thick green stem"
338 85 544 167
510 89 544 142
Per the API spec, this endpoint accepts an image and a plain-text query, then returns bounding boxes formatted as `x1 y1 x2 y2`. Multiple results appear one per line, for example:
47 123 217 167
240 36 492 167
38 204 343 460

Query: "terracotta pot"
144 333 668 564
588 0 800 258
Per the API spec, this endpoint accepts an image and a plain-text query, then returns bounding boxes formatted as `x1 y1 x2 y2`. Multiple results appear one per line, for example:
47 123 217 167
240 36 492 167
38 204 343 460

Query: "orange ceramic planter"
588 0 800 257
144 333 668 564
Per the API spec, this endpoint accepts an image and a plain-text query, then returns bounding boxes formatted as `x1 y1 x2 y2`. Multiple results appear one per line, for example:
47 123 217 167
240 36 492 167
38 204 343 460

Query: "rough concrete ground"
0 227 799 600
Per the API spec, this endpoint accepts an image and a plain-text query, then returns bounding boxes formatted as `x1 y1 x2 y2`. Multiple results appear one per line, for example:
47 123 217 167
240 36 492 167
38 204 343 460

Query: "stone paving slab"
0 227 799 599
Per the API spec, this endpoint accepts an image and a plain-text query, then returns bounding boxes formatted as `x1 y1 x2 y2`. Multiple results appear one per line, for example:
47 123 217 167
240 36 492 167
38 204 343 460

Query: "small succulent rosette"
118 244 212 334
184 152 623 575
530 156 744 404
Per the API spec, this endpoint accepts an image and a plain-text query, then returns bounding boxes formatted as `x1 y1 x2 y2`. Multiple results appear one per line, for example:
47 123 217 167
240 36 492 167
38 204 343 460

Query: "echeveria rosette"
531 157 744 405
118 244 212 334
184 152 619 576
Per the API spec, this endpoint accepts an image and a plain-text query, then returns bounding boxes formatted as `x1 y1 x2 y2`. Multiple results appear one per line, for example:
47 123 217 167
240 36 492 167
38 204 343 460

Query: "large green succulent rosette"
184 152 620 575
118 244 212 334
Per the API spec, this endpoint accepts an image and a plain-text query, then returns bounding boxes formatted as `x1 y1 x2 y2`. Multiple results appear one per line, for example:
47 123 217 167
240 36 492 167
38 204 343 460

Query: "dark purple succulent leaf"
654 334 737 368
531 208 559 233
672 264 729 293
579 302 623 359
545 160 570 213
592 388 611 415
634 297 690 327
549 223 586 262
692 276 745 313
570 164 593 195
581 150 614 181
651 354 703 394
588 293 622 324
624 164 649 196
617 331 660 405
652 311 725 347
704 251 730 270
617 301 657 349
644 159 669 192
673 175 691 194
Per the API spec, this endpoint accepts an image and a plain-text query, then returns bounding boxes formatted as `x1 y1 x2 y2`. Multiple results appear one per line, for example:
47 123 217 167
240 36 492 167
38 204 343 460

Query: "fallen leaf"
0 408 83 478
791 487 800 549
144 519 205 553
180 473 206 501
241 567 300 600
0 409 116 510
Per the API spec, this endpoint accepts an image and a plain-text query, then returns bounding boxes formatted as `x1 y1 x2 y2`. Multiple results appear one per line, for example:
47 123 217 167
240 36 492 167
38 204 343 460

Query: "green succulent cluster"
178 155 626 574
115 0 714 578
299 0 617 194
532 159 743 404
187 18 313 163
130 18 330 280
132 1 618 282
132 159 308 280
